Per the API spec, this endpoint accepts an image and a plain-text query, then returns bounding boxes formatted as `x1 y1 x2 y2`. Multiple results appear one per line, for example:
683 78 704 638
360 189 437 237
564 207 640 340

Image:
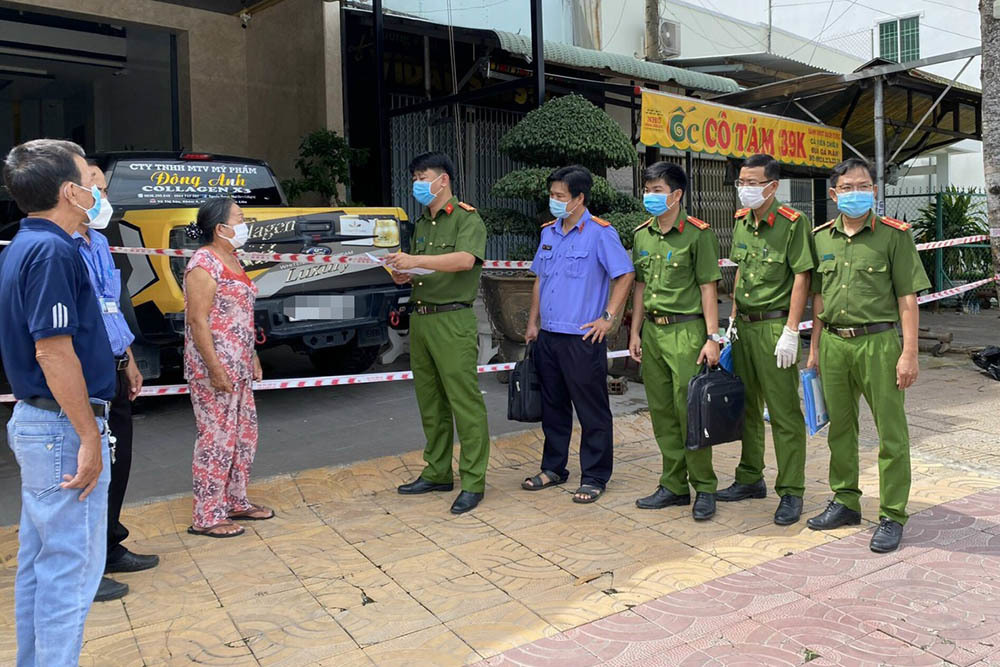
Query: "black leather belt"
738 310 788 323
411 302 472 316
115 355 129 371
645 312 701 326
823 322 896 339
24 397 109 418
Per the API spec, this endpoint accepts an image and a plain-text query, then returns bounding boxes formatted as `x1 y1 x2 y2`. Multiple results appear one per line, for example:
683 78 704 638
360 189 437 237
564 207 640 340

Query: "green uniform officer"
805 157 929 553
630 162 723 521
387 152 490 515
719 154 815 526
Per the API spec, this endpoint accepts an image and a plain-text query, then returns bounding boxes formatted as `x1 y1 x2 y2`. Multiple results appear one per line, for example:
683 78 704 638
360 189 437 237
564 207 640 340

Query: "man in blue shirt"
522 165 634 504
76 164 158 603
0 139 115 666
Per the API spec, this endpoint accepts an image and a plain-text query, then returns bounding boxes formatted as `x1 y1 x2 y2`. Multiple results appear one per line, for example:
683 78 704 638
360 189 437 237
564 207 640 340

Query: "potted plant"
482 94 641 361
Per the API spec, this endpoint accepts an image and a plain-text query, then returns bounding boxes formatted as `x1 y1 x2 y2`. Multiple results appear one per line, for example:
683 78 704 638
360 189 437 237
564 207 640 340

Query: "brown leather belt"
738 310 788 323
411 302 472 316
24 397 110 418
645 312 701 326
823 322 896 339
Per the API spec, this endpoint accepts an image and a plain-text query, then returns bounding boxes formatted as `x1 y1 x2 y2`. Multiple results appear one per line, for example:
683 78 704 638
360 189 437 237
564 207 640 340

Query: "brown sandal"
187 521 245 538
228 504 275 521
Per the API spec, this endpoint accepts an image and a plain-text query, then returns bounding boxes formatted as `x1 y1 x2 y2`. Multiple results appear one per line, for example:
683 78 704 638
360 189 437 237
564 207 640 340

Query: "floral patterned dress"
183 247 259 528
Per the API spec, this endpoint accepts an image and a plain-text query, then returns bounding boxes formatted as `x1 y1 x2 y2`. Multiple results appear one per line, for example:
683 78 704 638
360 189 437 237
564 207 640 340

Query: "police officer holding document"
806 157 930 553
0 139 114 666
521 165 633 505
629 162 723 521
387 152 490 515
721 154 814 526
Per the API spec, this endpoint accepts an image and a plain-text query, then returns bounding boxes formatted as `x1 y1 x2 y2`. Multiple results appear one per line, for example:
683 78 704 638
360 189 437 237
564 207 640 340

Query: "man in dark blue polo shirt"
0 139 115 667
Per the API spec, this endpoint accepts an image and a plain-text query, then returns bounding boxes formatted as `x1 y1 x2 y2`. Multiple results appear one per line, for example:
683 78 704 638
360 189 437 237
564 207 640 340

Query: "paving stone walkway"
0 359 997 665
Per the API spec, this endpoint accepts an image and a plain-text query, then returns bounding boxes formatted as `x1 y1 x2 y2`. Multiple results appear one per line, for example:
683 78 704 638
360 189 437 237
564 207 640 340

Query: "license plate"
282 295 355 321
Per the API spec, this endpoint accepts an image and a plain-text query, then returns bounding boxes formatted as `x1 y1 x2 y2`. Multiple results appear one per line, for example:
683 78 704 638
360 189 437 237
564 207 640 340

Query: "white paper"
365 253 435 275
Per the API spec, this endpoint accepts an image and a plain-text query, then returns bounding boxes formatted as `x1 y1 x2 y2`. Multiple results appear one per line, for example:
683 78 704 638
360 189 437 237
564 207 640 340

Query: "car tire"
309 340 382 376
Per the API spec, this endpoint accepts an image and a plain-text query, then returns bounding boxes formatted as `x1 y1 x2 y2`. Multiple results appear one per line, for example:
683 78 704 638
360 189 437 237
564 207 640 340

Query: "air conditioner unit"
658 20 681 59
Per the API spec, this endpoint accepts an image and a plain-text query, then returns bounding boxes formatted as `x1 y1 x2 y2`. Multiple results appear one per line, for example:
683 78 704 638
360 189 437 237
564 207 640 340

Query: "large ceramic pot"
481 271 535 370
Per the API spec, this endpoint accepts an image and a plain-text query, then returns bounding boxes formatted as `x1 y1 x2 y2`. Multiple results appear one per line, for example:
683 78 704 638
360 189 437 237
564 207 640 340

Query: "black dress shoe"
692 492 716 521
106 549 160 574
870 517 904 553
94 576 128 602
807 500 862 530
636 486 691 510
773 495 803 526
450 491 483 514
398 478 455 495
716 479 767 502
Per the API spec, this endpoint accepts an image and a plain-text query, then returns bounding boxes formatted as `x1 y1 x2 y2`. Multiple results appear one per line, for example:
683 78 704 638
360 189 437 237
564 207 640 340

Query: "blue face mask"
549 197 581 220
836 191 874 219
412 174 443 207
643 193 671 217
71 183 103 224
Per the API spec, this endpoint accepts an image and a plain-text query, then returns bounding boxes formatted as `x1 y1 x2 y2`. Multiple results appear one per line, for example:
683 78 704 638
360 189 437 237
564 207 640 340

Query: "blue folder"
800 367 829 436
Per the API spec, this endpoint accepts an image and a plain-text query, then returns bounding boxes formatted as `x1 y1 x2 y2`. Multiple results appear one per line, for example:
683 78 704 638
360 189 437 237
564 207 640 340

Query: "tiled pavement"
0 359 998 665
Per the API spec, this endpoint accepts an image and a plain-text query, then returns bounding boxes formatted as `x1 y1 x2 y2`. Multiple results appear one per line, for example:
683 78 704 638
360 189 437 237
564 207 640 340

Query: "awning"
493 30 741 95
666 52 834 87
710 50 982 169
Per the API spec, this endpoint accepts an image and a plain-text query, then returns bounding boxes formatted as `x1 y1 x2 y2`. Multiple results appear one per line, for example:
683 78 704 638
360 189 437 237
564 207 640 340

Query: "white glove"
774 326 799 369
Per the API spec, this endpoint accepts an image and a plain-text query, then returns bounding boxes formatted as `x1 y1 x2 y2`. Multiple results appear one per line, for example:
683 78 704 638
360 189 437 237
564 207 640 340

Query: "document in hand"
365 253 434 275
800 367 829 436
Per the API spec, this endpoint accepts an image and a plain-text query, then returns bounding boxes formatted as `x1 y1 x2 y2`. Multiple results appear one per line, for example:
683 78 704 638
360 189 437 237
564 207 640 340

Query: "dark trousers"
534 330 614 488
107 368 133 563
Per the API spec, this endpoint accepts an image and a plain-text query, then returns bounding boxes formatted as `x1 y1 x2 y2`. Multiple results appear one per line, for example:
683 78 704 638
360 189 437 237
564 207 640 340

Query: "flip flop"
227 504 275 521
572 484 604 504
521 470 569 491
187 521 245 538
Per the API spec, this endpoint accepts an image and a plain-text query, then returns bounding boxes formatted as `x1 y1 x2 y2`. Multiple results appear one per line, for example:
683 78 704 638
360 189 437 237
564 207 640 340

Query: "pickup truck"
0 152 410 383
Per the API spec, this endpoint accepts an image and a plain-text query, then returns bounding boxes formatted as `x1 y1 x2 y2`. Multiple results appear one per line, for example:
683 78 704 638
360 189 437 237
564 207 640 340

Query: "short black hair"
547 165 593 205
741 154 780 181
2 139 86 213
642 161 687 195
829 157 876 188
408 152 456 183
186 197 235 246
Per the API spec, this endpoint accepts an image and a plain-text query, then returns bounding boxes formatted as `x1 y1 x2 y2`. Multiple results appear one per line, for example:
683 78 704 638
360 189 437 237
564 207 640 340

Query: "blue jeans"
7 401 111 667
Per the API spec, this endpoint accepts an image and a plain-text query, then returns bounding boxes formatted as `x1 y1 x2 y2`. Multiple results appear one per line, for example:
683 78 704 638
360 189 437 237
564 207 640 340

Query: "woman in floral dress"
183 197 272 537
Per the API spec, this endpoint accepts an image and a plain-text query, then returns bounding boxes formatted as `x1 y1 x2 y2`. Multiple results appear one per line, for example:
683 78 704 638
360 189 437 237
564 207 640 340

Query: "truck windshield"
107 159 283 207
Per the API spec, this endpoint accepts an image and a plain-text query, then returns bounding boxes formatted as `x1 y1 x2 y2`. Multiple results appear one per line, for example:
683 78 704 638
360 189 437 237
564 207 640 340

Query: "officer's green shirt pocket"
662 248 691 287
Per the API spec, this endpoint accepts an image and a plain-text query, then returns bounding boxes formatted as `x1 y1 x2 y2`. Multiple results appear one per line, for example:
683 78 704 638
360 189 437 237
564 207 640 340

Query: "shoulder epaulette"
634 217 653 232
687 216 709 230
457 201 476 212
734 208 750 218
777 205 800 221
540 220 556 228
880 216 911 231
812 220 835 234
591 216 611 227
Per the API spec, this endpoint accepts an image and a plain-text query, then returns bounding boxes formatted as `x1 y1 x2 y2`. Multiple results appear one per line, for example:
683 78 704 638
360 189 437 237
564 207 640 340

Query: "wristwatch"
601 310 614 322
708 333 723 343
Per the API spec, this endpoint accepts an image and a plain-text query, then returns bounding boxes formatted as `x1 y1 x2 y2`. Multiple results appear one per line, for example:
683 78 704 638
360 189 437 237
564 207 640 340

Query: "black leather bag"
685 364 745 450
508 344 543 422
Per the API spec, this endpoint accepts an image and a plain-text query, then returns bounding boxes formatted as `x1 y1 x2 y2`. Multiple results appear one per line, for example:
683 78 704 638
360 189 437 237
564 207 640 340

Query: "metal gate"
390 96 535 258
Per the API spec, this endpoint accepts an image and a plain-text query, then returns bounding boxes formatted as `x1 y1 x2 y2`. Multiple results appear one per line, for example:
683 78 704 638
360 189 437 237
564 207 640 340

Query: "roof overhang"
666 52 832 87
711 48 982 168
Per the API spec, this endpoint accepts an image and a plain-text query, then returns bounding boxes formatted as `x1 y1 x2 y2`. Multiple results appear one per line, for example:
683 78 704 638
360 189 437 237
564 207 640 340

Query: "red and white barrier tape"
915 234 988 251
0 350 632 403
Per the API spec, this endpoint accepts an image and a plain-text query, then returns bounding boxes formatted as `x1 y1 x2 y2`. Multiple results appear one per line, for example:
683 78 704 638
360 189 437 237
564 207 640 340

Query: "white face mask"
88 197 113 230
737 185 771 210
225 222 249 249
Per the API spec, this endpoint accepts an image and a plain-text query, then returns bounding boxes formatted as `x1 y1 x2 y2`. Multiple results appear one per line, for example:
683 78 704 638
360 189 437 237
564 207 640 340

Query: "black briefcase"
508 344 543 423
685 364 745 450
